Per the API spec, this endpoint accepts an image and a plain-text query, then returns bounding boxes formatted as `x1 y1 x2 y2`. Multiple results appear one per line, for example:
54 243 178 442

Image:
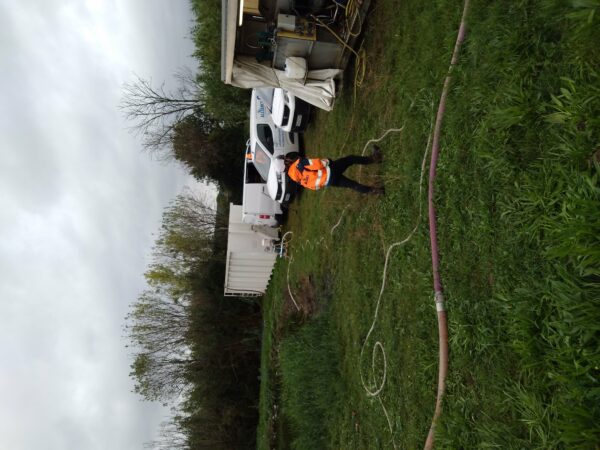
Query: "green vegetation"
190 0 249 123
124 3 258 449
125 191 261 449
258 1 600 449
279 313 342 449
172 114 245 199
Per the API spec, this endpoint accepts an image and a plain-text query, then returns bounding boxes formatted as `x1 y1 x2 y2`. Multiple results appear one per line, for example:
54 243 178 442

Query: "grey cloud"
0 1 199 449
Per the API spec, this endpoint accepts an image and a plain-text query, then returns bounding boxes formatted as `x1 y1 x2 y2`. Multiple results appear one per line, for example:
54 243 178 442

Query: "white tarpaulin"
231 56 342 111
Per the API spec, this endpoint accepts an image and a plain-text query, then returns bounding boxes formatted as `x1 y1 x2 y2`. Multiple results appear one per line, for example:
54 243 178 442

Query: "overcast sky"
0 1 206 449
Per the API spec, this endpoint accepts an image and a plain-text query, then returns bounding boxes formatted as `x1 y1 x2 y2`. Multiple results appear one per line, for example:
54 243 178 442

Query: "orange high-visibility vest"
288 158 331 190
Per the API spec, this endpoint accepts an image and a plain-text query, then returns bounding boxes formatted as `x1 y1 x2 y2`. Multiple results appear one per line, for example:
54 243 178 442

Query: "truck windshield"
252 146 271 181
256 124 274 154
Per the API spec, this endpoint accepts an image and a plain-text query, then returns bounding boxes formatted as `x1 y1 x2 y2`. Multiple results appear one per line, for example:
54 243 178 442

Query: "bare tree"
144 416 190 450
120 69 205 158
162 188 223 236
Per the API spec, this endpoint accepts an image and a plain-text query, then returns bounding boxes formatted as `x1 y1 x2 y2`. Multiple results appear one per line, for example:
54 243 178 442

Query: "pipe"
424 1 470 449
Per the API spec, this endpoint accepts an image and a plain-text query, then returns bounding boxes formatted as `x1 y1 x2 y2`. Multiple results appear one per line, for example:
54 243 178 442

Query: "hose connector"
434 291 445 312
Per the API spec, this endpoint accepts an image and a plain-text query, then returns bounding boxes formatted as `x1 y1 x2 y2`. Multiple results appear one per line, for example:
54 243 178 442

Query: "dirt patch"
280 274 319 327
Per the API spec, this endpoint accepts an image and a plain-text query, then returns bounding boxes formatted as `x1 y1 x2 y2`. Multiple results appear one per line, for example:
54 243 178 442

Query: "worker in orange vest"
286 146 384 194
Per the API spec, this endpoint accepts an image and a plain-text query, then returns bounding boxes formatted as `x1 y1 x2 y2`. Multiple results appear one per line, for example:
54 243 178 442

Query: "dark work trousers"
328 155 375 193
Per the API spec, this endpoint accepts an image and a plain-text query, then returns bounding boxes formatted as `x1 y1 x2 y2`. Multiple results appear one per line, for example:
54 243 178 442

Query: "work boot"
370 145 383 163
369 186 385 196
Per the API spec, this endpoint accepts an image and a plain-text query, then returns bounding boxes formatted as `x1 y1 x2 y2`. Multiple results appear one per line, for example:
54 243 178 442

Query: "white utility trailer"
224 204 281 297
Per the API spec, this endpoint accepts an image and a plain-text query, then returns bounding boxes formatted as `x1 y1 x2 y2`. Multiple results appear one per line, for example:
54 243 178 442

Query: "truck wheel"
286 151 300 161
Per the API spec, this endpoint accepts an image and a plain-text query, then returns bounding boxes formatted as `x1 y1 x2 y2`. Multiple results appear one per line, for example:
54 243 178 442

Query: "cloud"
0 1 202 449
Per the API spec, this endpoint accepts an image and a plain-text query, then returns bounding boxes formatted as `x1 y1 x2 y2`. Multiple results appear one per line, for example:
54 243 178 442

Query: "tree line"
125 190 261 449
121 1 263 448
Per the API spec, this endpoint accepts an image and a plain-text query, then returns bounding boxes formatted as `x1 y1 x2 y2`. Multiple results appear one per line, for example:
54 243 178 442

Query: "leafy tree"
155 188 222 265
126 290 192 402
126 191 261 449
126 191 217 401
171 116 245 198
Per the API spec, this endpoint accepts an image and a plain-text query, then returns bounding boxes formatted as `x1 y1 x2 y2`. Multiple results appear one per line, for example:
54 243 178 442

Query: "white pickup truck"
249 89 300 204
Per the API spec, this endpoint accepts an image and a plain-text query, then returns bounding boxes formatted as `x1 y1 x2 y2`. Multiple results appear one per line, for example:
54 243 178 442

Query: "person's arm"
295 157 310 172
287 158 303 183
304 158 329 170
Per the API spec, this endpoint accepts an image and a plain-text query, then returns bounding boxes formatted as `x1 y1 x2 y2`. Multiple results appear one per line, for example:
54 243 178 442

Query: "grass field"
257 0 600 448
